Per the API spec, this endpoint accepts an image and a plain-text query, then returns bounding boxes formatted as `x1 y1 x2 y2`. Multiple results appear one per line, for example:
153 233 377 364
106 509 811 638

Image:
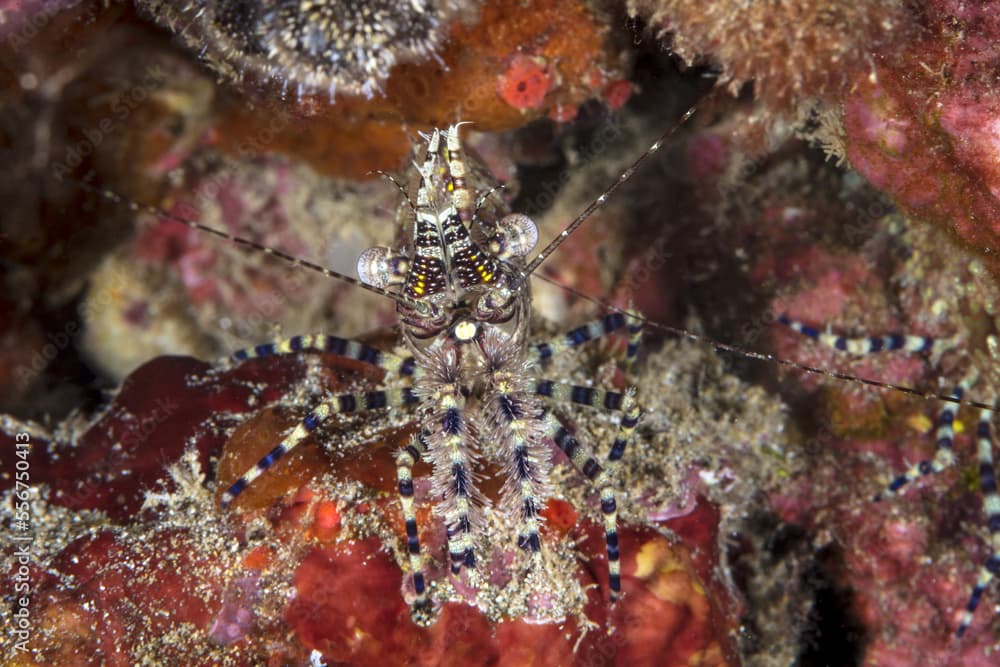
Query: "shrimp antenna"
63 175 427 311
521 101 702 279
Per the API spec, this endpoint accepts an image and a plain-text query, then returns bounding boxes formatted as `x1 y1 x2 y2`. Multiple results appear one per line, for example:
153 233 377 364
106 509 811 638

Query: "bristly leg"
423 387 481 577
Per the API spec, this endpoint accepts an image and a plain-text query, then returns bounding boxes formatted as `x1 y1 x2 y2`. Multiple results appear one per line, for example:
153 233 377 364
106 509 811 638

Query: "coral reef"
79 252 215 381
631 0 1000 263
842 2 1000 268
767 213 1000 659
0 322 799 662
4 0 1000 664
380 0 630 130
613 96 1000 659
80 155 402 380
627 0 916 112
138 0 628 136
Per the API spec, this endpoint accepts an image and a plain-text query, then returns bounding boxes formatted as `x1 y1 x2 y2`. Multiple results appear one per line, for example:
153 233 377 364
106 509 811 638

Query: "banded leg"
482 385 552 559
956 408 1000 638
532 380 641 473
776 314 948 357
533 380 631 412
544 413 624 599
227 333 416 377
874 370 978 501
431 394 479 574
607 389 641 471
396 431 435 625
625 310 644 373
529 312 632 364
220 387 419 507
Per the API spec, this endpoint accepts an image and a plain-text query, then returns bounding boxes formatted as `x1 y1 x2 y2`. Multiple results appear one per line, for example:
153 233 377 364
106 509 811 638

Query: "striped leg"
491 391 550 557
778 317 1000 637
227 333 416 376
434 395 479 575
607 389 640 472
544 413 624 599
874 371 978 502
776 314 947 357
533 380 642 474
956 408 1000 638
396 431 435 625
625 310 644 373
220 387 419 507
529 312 632 364
418 386 483 579
533 380 631 412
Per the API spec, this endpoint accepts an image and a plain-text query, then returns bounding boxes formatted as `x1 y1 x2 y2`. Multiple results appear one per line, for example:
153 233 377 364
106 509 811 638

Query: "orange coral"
205 0 625 177
384 0 623 129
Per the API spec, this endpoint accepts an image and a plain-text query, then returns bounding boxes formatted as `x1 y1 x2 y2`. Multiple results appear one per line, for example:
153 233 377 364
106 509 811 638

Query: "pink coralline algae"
132 159 315 314
630 0 1000 262
762 211 1000 657
770 432 998 667
843 2 1000 265
90 155 403 372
